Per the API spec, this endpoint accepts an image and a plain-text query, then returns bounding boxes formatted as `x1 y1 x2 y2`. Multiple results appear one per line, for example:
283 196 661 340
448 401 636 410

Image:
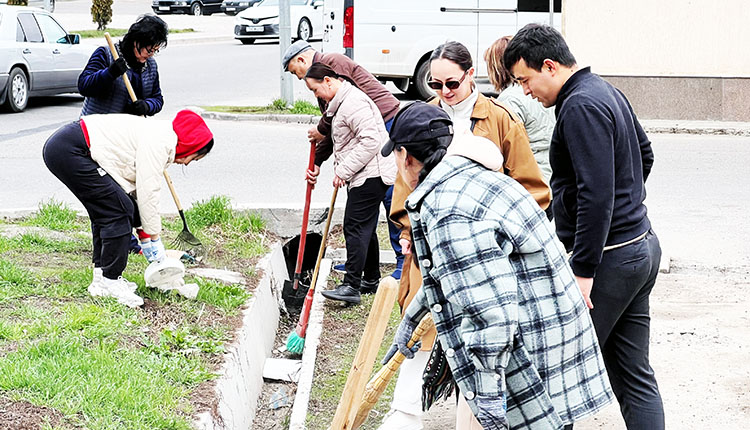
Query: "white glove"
139 239 153 258
148 238 166 262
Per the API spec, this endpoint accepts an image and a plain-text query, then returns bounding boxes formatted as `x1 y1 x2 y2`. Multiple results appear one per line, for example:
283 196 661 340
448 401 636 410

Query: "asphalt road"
2 1 749 270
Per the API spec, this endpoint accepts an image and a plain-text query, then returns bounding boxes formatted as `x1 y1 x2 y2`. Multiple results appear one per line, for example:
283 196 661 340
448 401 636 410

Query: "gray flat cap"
282 40 312 71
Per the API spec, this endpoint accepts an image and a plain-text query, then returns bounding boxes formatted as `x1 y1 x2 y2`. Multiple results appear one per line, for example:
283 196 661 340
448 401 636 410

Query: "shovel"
291 141 317 291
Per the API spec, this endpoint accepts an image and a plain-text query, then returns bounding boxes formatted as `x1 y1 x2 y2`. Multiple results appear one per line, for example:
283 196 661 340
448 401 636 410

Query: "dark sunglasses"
427 70 468 91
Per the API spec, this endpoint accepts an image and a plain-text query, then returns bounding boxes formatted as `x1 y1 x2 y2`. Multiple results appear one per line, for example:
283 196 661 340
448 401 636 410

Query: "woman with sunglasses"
380 41 551 429
303 63 397 305
78 14 168 118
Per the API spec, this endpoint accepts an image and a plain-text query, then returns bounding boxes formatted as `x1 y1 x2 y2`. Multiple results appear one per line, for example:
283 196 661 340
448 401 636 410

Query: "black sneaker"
321 283 361 304
360 278 380 295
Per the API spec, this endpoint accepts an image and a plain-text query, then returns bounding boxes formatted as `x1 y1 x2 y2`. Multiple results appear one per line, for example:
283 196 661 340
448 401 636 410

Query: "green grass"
72 28 195 39
22 199 82 231
0 196 270 428
201 99 320 116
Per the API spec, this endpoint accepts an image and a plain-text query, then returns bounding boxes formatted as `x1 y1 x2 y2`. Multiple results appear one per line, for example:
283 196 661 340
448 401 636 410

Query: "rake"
104 32 203 258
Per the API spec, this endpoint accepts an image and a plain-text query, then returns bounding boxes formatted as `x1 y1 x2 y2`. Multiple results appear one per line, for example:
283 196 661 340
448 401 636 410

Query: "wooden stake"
330 277 398 430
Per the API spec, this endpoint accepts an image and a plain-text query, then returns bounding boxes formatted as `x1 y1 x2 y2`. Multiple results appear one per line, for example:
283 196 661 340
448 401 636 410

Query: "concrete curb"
288 258 332 430
194 106 750 137
191 105 321 125
194 241 287 430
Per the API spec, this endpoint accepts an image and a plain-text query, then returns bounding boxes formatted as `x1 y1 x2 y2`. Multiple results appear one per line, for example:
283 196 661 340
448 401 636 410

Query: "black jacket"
551 67 653 277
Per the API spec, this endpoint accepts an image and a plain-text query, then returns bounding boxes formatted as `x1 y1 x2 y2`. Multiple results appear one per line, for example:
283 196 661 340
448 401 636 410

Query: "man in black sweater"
504 24 664 430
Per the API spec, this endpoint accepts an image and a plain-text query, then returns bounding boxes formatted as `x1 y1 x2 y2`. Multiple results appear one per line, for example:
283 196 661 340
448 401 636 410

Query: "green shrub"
23 199 80 231
91 0 113 31
185 196 233 230
289 100 321 115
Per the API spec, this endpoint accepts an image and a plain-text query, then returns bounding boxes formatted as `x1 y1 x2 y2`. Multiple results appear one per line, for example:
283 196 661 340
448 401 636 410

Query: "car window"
17 13 43 43
16 20 26 42
35 13 68 43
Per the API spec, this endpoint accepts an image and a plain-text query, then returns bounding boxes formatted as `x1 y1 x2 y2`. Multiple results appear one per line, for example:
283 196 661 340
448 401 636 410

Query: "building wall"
562 0 750 121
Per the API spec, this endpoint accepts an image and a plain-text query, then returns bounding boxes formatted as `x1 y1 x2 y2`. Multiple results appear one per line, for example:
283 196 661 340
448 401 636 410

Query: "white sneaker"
100 277 144 308
87 268 105 296
377 410 423 430
88 268 137 295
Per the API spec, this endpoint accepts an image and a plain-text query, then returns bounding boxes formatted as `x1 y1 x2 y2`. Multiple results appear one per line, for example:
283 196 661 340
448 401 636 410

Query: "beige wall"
562 0 750 78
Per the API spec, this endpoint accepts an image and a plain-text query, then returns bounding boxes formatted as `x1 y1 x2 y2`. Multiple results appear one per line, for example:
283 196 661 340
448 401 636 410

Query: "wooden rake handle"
104 33 185 215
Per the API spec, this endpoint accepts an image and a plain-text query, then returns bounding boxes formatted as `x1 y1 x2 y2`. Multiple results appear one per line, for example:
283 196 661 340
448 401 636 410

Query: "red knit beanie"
173 110 213 159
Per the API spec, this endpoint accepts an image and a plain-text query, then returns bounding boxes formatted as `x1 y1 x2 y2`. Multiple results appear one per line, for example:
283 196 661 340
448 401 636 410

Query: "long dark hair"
430 41 473 71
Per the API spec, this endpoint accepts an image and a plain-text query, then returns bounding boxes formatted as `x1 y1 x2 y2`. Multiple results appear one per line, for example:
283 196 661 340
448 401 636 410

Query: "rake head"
171 229 204 259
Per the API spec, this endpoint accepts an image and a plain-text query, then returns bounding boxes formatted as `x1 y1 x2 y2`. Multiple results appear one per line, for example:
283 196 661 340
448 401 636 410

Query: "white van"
322 0 560 99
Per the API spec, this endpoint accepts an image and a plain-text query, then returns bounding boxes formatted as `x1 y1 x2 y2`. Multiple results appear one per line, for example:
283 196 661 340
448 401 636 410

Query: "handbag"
421 339 457 411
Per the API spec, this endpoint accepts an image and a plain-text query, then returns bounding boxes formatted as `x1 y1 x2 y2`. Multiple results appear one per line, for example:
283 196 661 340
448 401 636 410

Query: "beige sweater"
326 81 397 189
82 114 176 235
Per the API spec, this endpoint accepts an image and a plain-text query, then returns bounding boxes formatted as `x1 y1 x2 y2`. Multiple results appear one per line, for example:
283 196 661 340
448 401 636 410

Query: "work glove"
139 238 152 258
474 394 509 430
148 237 166 263
125 100 149 116
108 57 128 78
382 317 421 364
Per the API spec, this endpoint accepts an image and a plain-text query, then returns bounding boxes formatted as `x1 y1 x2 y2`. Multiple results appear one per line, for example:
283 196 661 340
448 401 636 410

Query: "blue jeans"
589 229 664 430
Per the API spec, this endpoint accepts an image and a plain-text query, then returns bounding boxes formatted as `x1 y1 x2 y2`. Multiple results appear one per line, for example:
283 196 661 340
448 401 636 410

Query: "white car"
234 0 324 45
0 5 95 112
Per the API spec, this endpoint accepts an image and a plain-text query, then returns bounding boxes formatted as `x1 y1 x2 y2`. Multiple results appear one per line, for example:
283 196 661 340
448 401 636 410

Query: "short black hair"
503 24 576 72
430 41 473 71
122 14 169 54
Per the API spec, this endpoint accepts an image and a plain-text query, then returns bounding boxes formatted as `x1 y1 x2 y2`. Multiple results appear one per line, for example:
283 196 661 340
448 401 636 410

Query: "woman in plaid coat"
381 102 613 430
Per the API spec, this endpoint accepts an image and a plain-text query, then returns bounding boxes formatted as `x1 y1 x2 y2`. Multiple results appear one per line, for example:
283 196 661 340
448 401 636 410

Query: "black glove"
108 57 128 77
125 100 149 116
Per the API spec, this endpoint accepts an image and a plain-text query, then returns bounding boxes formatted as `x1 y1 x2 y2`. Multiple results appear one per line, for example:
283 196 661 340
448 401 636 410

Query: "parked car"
221 0 261 16
234 0 323 45
0 0 54 13
151 0 222 16
0 5 95 112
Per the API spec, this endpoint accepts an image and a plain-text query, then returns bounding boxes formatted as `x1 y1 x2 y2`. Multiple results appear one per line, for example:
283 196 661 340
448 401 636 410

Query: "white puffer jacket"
82 114 176 235
327 81 397 189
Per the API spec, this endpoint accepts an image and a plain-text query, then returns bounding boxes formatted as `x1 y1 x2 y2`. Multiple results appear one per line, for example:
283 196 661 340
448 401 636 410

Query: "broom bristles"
286 331 305 354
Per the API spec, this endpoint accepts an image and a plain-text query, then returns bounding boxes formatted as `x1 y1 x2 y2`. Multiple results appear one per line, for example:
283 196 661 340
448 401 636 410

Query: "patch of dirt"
251 314 298 429
0 397 67 430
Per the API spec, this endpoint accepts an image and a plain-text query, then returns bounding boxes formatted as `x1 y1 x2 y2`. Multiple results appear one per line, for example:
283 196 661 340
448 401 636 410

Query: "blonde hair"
484 36 514 92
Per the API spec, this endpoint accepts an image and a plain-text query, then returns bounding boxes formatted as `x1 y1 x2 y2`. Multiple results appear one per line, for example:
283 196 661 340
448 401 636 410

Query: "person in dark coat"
78 14 168 117
504 24 664 430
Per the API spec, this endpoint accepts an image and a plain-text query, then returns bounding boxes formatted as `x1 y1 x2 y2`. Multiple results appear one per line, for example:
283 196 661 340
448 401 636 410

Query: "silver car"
0 5 94 112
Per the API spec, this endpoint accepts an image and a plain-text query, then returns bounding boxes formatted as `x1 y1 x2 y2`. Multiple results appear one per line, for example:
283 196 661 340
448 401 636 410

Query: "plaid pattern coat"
403 155 613 429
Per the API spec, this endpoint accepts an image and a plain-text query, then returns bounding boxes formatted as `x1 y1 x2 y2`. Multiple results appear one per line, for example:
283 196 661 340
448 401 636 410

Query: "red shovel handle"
292 142 317 290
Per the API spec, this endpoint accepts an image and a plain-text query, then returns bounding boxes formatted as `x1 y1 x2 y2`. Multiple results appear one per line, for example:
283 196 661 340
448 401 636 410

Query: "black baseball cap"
381 102 454 157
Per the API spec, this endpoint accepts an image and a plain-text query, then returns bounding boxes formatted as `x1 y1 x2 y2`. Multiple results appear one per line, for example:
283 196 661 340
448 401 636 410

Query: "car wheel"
5 67 29 112
406 58 433 100
48 0 55 12
190 2 203 15
297 18 312 41
240 38 255 45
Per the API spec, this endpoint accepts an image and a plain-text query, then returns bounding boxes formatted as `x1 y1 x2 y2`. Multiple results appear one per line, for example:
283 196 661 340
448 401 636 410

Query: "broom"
104 33 203 258
286 185 338 354
352 313 435 429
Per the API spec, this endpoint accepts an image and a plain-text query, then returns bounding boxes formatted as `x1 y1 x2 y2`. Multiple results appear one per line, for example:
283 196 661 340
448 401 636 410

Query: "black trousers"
43 121 137 280
343 177 388 289
589 229 665 429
